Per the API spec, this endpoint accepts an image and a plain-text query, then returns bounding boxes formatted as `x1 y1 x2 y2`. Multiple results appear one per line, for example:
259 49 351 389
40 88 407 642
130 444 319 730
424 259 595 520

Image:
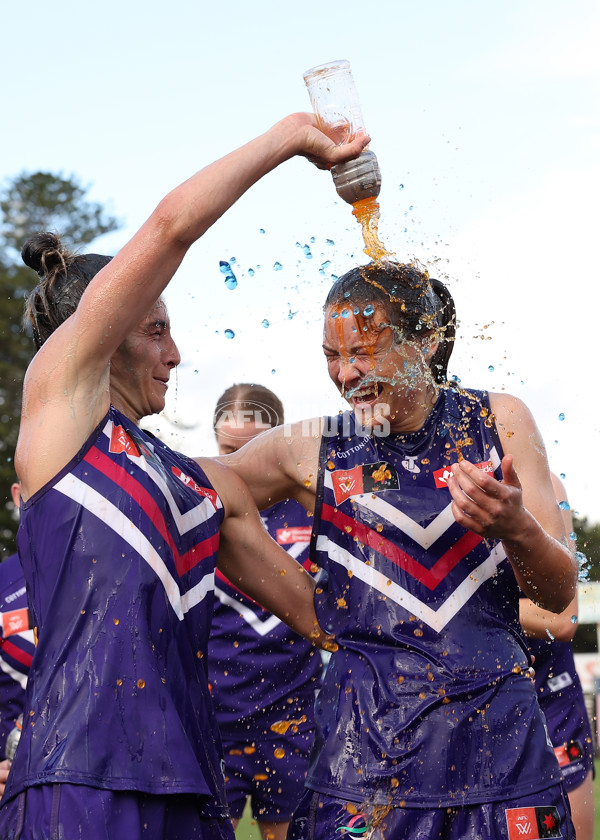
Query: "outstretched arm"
17 117 367 499
447 394 577 613
200 457 332 648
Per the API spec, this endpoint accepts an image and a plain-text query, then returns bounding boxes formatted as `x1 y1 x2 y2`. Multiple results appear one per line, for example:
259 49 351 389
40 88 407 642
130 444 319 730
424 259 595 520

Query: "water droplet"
488 365 495 372
261 319 270 328
310 236 316 243
259 228 266 234
560 472 566 479
409 205 414 211
287 307 298 320
569 531 576 541
302 244 313 259
399 184 404 190
331 311 339 320
570 615 578 624
248 268 255 277
194 370 198 375
273 262 283 271
274 747 286 759
353 306 360 315
363 304 375 316
451 375 461 383
137 679 146 689
558 500 570 511
558 412 565 421
224 329 235 340
319 260 331 275
341 309 350 319
271 369 276 375
229 256 236 265
326 238 335 246
219 261 237 290
545 629 555 641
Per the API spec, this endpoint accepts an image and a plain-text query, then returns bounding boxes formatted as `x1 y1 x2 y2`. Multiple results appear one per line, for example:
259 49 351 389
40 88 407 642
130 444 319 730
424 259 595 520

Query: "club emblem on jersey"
505 806 561 839
171 467 219 508
401 456 420 474
331 462 399 505
433 459 493 489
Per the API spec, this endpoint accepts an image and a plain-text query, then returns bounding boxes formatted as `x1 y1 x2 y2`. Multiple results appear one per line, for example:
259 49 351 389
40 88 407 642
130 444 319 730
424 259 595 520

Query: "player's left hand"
447 454 527 541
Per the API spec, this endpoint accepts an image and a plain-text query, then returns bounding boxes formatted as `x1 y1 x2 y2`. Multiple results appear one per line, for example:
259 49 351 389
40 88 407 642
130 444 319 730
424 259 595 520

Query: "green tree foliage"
571 515 600 654
0 172 120 557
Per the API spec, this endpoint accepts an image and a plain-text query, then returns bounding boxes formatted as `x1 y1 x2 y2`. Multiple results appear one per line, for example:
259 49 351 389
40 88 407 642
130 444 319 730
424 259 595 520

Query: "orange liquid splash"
352 197 392 262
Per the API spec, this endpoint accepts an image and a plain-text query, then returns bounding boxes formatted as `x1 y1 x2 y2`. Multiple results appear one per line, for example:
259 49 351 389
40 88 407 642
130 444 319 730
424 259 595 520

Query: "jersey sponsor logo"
171 467 219 508
2 607 30 637
276 526 312 545
554 739 583 767
505 806 561 839
433 459 493 489
331 462 399 505
109 424 142 457
546 671 573 693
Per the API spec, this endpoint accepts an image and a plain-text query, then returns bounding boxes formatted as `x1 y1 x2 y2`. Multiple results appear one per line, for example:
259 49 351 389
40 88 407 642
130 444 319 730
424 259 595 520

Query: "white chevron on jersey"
101 422 221 536
317 534 507 632
214 587 282 636
324 446 501 550
0 655 28 690
55 473 214 621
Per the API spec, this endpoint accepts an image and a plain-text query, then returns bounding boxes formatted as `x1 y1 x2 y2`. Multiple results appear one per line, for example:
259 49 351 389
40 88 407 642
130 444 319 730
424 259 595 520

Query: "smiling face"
109 298 181 423
323 302 439 433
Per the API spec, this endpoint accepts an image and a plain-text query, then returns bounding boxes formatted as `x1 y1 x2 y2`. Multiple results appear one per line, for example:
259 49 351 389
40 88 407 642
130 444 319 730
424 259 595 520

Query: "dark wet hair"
324 262 456 385
21 231 112 350
213 383 284 431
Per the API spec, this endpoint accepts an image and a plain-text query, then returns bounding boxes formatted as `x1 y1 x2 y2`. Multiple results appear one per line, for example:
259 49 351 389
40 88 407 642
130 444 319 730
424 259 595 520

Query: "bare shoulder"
489 391 542 457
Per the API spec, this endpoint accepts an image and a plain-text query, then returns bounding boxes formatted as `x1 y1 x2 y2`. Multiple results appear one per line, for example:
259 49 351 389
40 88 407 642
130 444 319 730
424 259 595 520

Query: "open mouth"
347 382 383 405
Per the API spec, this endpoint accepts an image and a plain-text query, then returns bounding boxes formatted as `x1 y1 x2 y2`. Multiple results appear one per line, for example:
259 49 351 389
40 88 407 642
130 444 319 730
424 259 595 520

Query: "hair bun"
21 232 67 277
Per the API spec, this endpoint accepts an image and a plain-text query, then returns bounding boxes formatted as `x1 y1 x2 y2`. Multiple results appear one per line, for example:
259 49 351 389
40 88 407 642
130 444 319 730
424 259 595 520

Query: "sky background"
2 0 598 519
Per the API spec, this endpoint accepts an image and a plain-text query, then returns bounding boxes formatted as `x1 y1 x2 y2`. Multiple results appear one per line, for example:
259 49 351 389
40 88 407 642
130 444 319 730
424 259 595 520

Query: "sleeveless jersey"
0 554 33 758
6 407 227 816
529 634 594 782
308 388 561 807
209 499 321 738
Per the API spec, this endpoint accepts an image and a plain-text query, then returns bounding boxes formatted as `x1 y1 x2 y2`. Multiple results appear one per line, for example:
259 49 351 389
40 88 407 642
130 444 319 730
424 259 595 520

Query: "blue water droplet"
219 261 238 290
326 239 335 246
194 370 198 375
399 184 404 190
560 472 566 479
273 262 283 271
343 291 351 299
341 309 350 319
558 412 565 421
302 244 313 259
271 369 276 374
488 365 495 372
570 615 578 624
569 531 577 541
545 629 555 641
224 329 235 340
259 228 266 234
409 205 414 211
287 307 298 320
248 268 255 277
331 274 338 281
310 236 316 243
261 319 270 328
451 375 461 383
353 306 360 315
229 257 236 265
363 304 375 317
558 500 570 511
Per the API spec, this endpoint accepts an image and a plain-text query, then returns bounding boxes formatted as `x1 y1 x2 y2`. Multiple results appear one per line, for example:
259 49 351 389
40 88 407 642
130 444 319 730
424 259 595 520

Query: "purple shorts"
288 786 575 840
541 687 595 792
0 784 235 840
222 730 312 821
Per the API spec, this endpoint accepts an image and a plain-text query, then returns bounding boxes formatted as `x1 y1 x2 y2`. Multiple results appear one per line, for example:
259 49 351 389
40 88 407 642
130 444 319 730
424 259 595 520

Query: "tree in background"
0 172 120 556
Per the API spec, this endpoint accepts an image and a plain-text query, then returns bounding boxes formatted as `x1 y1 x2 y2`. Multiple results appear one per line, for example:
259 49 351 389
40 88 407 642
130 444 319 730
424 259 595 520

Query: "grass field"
236 759 600 840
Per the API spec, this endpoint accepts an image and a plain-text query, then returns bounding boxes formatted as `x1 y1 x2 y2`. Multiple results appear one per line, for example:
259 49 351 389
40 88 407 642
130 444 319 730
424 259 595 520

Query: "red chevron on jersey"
83 445 219 578
433 459 493 489
276 526 312 544
322 502 482 591
0 638 33 668
506 806 561 839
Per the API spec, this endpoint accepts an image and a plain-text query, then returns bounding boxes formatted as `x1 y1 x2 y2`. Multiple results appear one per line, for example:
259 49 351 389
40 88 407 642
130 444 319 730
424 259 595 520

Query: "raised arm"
16 117 368 498
447 393 577 613
200 457 332 648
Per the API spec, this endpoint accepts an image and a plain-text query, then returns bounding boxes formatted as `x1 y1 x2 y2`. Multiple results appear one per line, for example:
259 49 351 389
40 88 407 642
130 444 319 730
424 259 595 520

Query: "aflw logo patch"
331 462 399 505
555 740 583 767
505 806 561 839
